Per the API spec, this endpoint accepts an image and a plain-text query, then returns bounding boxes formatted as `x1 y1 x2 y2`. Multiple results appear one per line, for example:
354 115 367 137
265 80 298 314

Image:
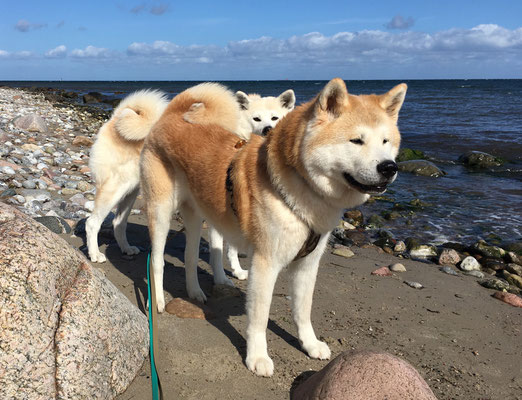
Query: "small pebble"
404 280 424 289
332 246 355 258
440 266 459 276
390 263 406 272
371 266 392 276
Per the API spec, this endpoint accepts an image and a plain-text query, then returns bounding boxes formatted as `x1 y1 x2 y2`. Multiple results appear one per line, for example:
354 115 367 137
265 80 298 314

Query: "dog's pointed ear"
317 78 349 117
235 91 250 110
278 89 295 110
379 83 407 121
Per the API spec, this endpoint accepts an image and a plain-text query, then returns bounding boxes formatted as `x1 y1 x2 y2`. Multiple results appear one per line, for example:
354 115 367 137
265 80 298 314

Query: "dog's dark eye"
383 139 389 144
350 138 364 145
253 117 261 122
271 116 278 121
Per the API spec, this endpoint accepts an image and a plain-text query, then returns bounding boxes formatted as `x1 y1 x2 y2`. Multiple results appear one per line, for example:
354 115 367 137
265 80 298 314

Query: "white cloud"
0 50 9 58
45 45 67 58
15 19 47 32
130 2 169 15
71 45 112 58
386 15 415 30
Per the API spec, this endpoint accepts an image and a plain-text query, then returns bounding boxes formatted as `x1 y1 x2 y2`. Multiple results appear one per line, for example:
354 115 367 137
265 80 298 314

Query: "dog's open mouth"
343 172 388 194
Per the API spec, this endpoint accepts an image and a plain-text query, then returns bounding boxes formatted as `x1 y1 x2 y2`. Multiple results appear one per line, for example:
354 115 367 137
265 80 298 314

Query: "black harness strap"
225 139 321 261
225 163 238 217
293 229 321 261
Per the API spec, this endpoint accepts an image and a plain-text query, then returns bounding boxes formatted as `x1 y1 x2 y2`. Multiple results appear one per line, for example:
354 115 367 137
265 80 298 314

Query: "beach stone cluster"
0 86 117 232
336 207 522 303
0 202 149 399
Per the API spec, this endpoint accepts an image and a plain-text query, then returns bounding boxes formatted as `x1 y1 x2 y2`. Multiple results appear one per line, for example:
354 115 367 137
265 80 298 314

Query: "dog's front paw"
246 355 274 377
146 297 165 313
214 275 235 287
188 287 207 303
89 251 107 263
122 245 140 255
232 269 249 280
303 340 331 360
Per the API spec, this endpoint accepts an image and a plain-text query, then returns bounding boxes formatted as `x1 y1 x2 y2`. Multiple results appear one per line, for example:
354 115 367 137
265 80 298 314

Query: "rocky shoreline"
1 86 521 307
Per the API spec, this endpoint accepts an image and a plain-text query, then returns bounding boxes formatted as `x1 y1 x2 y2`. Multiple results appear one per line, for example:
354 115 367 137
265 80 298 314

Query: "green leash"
147 252 163 400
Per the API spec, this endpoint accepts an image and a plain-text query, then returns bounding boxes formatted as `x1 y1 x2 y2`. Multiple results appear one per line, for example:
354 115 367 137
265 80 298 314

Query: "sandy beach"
61 213 521 400
1 85 521 399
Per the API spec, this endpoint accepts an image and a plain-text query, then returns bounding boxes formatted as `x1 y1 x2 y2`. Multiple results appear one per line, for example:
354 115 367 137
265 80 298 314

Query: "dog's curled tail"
180 82 241 134
114 89 169 141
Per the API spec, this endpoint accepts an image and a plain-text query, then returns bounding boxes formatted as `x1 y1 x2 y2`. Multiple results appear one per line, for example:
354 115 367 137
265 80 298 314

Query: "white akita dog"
140 78 407 376
209 89 296 281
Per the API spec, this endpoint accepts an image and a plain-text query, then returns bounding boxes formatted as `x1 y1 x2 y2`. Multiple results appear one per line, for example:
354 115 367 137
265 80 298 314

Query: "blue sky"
1 0 521 80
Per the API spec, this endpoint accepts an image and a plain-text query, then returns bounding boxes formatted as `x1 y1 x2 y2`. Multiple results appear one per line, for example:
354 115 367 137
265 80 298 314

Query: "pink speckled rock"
371 266 392 276
492 291 522 308
0 202 148 399
292 350 437 400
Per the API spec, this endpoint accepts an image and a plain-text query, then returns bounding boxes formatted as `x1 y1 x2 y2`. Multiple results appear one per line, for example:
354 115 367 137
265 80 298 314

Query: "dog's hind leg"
288 234 331 361
86 180 137 263
208 226 234 287
227 244 249 280
245 253 281 377
141 152 176 313
113 187 140 255
180 204 207 303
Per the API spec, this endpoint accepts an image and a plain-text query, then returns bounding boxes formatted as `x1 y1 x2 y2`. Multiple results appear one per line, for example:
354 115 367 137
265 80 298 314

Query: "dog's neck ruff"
225 139 321 261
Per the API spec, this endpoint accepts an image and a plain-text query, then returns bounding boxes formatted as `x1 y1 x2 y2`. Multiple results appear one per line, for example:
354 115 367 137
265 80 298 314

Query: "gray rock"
440 266 459 276
464 270 485 279
506 263 522 277
69 193 87 207
458 151 505 168
22 179 37 189
13 113 49 133
35 179 48 189
291 350 437 400
404 281 424 289
397 160 445 177
34 215 72 234
459 256 481 271
0 188 17 199
479 278 510 291
0 165 16 175
0 203 148 399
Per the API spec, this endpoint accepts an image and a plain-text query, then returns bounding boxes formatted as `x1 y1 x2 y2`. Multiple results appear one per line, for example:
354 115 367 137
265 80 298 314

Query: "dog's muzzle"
262 126 272 135
377 160 398 179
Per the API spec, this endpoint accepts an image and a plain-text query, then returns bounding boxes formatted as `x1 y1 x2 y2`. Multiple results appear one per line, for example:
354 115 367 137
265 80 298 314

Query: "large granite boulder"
292 350 437 400
0 202 148 399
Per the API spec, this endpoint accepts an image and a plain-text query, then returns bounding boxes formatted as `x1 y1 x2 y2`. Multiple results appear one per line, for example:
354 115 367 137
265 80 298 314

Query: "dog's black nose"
377 160 398 179
262 126 272 135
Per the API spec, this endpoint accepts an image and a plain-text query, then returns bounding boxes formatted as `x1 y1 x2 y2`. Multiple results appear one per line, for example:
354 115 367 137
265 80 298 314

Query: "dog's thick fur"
140 78 407 376
211 89 296 280
86 89 169 263
86 84 293 268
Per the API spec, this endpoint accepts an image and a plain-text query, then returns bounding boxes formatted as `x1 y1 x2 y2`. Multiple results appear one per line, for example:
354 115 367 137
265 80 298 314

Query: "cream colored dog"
85 86 294 275
140 78 407 376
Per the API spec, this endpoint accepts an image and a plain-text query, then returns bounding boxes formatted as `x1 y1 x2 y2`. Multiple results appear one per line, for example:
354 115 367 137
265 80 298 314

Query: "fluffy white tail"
114 89 169 141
